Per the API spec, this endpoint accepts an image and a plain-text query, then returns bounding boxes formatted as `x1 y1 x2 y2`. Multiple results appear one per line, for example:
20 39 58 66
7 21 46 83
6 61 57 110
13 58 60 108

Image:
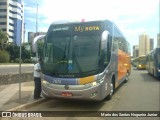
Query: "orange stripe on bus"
118 49 131 83
79 76 95 85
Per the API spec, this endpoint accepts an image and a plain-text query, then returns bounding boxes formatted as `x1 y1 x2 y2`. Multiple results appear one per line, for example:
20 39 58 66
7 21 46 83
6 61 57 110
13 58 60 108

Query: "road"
4 67 160 120
0 64 34 74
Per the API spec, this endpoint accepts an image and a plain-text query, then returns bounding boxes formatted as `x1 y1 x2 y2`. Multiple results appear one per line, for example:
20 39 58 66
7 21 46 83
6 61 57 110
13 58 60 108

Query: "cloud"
33 0 158 28
24 0 159 47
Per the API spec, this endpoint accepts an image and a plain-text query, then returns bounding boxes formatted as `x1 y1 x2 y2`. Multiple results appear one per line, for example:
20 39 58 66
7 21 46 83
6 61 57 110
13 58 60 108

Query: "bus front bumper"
41 79 108 101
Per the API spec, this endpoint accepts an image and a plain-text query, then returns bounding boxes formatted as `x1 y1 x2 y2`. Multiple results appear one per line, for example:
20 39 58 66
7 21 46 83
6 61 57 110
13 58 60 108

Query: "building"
0 0 24 45
28 32 35 43
28 32 46 43
157 33 160 47
139 33 150 56
150 38 154 51
133 45 139 58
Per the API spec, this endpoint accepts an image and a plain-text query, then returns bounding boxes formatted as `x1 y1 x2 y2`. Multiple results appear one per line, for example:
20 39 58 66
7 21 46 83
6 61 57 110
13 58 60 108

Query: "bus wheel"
124 72 129 83
106 78 114 100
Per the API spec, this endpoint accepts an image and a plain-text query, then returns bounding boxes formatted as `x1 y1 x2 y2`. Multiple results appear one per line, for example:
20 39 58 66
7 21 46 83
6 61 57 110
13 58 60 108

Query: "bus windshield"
157 52 160 65
43 23 105 77
138 57 146 64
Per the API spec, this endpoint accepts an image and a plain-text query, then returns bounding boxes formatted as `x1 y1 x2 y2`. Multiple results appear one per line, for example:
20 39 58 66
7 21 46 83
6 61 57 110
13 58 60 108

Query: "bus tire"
124 72 129 83
106 76 115 100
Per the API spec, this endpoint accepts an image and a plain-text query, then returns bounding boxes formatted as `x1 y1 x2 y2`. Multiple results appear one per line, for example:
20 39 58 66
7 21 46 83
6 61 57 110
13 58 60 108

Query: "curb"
0 64 34 67
7 98 48 111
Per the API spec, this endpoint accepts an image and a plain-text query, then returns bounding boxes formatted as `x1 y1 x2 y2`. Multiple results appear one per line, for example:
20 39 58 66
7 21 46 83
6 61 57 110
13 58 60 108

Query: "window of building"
0 2 7 5
9 3 22 10
0 22 6 25
9 36 14 39
9 10 22 17
9 29 14 33
0 15 7 18
0 9 7 12
9 23 14 26
9 16 15 20
1 28 6 31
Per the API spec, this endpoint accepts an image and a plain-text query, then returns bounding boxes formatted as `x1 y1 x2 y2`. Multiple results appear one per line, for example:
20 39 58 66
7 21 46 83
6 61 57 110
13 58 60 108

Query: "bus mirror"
32 35 45 53
101 31 109 50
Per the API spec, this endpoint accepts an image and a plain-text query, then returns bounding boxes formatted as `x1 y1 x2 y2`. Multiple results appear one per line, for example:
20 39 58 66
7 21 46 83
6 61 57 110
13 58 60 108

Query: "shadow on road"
140 72 160 82
44 99 106 111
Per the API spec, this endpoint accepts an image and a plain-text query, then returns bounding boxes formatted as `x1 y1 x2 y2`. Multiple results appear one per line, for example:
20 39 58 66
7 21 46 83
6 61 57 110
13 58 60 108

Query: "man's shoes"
34 96 42 100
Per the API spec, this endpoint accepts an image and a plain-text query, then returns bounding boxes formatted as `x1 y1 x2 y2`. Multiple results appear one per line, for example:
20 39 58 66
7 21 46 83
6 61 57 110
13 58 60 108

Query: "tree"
0 29 9 50
37 40 44 58
6 43 19 62
6 43 32 63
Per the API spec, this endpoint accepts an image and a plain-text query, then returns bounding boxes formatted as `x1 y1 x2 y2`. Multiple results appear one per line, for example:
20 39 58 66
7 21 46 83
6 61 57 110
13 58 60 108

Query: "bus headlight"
138 64 142 67
42 80 50 86
92 81 97 86
87 78 104 87
157 68 160 72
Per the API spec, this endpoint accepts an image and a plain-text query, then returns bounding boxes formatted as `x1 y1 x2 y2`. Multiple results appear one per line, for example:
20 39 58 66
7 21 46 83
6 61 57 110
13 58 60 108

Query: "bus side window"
113 37 118 52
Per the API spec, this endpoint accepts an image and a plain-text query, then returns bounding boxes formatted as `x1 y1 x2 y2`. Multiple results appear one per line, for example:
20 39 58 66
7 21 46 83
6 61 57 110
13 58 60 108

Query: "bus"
146 48 160 78
136 55 147 70
132 57 138 67
33 19 131 101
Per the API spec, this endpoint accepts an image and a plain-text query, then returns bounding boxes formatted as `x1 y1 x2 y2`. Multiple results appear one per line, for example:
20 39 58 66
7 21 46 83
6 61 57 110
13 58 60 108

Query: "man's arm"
35 64 41 72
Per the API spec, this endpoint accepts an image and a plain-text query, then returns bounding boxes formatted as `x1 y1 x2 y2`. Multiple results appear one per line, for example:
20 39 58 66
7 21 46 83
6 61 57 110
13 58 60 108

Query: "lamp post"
36 4 38 35
36 4 39 59
19 22 22 102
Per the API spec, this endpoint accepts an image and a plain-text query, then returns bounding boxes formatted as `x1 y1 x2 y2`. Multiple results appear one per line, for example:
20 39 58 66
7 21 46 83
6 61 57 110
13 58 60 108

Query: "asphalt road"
0 64 34 74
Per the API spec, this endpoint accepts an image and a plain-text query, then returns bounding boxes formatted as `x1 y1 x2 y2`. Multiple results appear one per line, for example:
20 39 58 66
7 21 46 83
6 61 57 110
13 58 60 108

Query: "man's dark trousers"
34 77 41 99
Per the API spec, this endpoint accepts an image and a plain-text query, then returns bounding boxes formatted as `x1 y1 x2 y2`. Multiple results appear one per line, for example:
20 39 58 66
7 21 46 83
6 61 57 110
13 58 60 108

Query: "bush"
23 59 33 63
14 58 23 63
0 50 10 63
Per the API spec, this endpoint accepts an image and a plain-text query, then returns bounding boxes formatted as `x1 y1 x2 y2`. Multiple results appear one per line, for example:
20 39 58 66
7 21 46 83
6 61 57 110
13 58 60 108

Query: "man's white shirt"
34 63 41 77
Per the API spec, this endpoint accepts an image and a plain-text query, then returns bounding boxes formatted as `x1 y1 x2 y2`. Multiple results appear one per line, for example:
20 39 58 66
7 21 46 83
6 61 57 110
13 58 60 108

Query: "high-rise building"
157 33 160 47
133 45 139 58
150 38 154 51
0 0 24 45
139 33 150 56
28 32 35 43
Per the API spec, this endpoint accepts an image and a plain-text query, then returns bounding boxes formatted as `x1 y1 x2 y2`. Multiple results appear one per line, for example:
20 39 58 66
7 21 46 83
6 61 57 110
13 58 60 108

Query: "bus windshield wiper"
73 48 83 74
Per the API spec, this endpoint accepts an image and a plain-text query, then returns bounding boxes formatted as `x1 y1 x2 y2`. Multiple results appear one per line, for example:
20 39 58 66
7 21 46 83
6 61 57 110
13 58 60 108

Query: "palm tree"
0 29 9 50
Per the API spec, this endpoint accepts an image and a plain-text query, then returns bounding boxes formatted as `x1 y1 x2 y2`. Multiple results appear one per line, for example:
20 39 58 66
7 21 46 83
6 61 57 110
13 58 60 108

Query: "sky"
24 0 159 53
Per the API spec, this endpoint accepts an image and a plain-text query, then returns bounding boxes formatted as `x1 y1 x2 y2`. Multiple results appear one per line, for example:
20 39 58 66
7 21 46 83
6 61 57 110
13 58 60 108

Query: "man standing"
34 58 42 99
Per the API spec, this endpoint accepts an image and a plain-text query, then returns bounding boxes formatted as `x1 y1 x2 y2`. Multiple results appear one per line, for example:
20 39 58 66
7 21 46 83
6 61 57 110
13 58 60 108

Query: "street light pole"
19 22 22 103
36 4 38 35
36 4 38 59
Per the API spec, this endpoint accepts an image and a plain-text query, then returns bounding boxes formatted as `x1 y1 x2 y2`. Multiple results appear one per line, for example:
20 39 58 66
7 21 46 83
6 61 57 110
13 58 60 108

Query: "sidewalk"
0 81 43 111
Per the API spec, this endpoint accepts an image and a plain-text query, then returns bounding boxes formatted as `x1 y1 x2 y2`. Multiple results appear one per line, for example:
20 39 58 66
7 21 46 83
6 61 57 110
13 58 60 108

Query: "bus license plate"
61 92 73 97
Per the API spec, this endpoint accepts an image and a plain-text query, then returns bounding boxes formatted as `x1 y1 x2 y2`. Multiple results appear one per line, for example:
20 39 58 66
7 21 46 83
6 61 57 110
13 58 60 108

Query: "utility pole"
19 21 22 103
36 4 38 35
36 4 39 59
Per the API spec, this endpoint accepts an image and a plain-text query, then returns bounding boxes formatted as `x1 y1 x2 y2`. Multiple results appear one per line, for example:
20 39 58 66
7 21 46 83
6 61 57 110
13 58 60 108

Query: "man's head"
38 58 42 63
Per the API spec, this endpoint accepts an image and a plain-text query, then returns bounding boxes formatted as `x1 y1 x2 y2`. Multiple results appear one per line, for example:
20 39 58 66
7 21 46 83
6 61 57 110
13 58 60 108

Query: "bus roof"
50 19 112 25
50 19 127 40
